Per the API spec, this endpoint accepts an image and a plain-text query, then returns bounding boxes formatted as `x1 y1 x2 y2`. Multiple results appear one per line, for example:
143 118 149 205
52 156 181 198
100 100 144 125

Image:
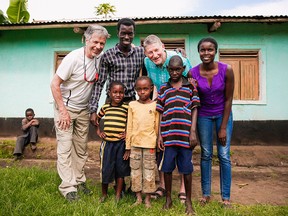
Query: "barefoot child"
96 81 130 202
126 76 159 208
157 55 200 214
13 108 40 160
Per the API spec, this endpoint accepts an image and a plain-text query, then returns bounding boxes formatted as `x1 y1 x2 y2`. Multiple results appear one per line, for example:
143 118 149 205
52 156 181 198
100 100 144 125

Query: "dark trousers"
13 126 38 155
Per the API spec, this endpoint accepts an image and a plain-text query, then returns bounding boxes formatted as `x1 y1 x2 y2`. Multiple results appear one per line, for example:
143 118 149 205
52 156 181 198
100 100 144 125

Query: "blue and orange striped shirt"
156 77 200 148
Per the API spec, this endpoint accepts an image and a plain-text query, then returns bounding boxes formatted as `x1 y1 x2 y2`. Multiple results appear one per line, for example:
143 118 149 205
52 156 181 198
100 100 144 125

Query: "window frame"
218 46 266 105
139 34 190 57
54 51 70 72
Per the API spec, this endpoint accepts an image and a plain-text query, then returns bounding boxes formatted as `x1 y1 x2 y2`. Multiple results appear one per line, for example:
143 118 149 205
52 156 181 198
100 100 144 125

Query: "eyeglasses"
83 47 98 84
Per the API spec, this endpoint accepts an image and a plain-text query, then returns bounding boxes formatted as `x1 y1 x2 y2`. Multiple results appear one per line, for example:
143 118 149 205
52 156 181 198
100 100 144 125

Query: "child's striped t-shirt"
97 103 128 142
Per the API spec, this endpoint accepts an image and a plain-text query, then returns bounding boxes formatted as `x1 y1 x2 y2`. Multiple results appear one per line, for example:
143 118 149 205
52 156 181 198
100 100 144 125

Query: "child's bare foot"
115 195 121 203
131 192 143 207
162 200 173 210
144 200 152 208
132 199 142 207
144 194 152 208
99 195 107 203
185 201 195 215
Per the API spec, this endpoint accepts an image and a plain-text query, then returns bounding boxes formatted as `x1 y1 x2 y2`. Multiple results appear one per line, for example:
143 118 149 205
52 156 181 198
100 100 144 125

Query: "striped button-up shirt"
90 45 145 113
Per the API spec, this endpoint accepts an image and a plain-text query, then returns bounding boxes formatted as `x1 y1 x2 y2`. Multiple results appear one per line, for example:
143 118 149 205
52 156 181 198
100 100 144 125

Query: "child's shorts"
130 147 156 193
160 146 193 174
100 139 130 184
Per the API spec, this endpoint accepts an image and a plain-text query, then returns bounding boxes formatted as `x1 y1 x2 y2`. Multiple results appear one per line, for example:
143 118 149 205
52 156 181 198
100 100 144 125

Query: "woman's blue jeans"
197 113 233 200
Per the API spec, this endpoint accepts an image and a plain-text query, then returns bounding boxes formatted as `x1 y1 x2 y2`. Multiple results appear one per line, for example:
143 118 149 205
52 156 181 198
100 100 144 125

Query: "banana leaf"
0 9 10 24
6 0 30 23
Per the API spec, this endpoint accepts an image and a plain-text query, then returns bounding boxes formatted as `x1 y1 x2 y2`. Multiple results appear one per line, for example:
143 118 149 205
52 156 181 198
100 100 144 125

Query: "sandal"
178 192 186 204
151 187 166 199
199 196 210 206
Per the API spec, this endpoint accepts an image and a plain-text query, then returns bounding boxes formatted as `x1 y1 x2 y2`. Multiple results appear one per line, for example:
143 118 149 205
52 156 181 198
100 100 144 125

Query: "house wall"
1 22 288 145
135 22 288 121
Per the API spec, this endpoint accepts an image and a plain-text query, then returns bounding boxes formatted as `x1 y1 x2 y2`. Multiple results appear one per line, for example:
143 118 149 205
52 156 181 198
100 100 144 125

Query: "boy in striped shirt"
96 81 130 202
157 55 200 214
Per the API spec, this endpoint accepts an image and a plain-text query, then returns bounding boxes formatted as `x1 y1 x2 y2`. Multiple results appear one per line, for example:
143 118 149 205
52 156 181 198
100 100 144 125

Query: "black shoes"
77 183 93 195
65 183 92 202
65 191 79 202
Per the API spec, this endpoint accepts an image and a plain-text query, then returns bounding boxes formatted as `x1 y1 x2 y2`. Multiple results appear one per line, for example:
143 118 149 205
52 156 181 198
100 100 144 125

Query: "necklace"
83 47 98 84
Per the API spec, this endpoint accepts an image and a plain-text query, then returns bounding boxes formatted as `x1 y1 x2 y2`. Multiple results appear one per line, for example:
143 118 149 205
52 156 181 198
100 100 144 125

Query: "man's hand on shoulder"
175 48 187 58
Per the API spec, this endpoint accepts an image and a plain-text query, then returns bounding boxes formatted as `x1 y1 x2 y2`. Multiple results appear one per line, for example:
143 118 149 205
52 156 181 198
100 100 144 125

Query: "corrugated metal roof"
1 15 288 30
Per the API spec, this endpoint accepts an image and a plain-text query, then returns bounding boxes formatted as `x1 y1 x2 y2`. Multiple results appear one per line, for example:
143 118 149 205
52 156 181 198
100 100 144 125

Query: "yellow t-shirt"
126 100 159 149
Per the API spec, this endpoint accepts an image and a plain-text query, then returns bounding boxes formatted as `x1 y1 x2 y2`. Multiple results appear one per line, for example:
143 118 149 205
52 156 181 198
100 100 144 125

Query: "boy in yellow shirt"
126 76 159 208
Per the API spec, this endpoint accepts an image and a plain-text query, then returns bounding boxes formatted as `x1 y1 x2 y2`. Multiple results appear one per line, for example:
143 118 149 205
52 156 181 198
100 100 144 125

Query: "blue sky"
1 0 288 21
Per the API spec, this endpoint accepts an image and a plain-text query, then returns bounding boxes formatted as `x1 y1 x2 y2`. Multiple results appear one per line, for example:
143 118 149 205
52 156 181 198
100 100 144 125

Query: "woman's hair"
84 24 110 40
135 76 153 87
197 37 218 53
109 81 125 90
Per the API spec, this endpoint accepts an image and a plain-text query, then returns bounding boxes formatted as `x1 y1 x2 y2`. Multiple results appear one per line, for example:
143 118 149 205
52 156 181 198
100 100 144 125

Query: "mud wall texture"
0 118 287 145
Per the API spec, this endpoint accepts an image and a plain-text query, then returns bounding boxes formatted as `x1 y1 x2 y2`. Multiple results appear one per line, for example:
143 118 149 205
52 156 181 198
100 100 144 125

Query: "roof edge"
1 15 288 30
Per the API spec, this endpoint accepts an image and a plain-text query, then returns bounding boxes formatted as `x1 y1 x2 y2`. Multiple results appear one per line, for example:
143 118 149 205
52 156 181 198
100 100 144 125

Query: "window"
141 38 185 50
161 38 185 50
54 51 70 72
219 50 259 101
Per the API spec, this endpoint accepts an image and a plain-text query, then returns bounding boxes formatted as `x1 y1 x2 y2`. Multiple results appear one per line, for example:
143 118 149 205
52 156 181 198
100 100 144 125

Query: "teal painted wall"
1 22 288 120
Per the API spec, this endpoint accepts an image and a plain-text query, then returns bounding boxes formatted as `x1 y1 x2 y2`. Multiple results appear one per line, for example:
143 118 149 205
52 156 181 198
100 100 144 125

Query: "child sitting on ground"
13 108 40 160
157 55 200 215
96 81 130 202
126 76 159 208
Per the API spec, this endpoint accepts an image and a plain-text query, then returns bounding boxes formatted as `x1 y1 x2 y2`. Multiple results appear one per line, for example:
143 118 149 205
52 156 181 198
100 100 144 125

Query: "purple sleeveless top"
190 62 227 117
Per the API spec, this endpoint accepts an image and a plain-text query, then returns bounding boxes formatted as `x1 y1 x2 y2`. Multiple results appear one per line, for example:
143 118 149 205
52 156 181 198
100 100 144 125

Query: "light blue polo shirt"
144 50 192 90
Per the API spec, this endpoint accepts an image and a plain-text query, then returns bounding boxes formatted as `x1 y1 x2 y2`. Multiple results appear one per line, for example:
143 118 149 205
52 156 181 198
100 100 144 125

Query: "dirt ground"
1 137 288 206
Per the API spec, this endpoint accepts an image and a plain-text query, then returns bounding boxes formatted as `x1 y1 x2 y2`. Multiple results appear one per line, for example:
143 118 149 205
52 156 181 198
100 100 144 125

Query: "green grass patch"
0 139 16 145
278 154 288 160
0 165 287 216
0 139 15 158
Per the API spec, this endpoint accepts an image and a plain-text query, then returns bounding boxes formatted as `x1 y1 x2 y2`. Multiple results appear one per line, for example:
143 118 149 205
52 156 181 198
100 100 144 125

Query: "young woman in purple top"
188 37 234 207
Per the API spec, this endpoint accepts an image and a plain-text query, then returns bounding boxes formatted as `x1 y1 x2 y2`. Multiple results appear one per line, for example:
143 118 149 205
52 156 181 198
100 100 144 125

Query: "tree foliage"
0 10 10 24
0 0 30 24
95 3 116 18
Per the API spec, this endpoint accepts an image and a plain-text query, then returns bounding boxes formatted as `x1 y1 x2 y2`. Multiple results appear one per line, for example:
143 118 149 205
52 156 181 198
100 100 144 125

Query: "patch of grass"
0 165 287 216
193 171 201 177
0 139 15 158
212 152 219 165
0 139 16 145
278 154 288 160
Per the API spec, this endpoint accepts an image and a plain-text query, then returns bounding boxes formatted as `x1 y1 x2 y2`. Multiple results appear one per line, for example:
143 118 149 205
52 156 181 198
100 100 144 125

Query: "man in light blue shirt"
143 34 192 92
